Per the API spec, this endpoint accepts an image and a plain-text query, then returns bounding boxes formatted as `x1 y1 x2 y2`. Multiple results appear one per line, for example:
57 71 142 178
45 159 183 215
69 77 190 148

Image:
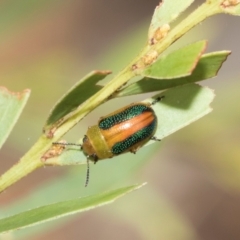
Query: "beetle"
53 96 164 186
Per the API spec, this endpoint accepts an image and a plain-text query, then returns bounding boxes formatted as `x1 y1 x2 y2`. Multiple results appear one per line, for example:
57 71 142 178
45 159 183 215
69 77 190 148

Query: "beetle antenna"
85 158 90 187
53 142 82 147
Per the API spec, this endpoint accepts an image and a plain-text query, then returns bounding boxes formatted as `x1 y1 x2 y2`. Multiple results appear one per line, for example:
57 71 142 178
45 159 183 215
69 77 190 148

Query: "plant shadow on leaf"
117 51 230 97
154 84 202 110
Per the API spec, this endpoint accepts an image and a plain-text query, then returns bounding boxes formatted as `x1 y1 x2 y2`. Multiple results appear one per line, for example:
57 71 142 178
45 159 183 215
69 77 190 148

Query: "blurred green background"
0 0 240 239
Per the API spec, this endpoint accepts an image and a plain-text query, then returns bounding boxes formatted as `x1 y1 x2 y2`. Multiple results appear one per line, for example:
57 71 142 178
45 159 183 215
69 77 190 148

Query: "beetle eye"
83 135 88 142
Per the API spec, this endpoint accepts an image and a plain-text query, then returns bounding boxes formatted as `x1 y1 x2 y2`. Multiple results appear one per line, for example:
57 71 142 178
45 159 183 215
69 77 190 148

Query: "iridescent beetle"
54 96 164 186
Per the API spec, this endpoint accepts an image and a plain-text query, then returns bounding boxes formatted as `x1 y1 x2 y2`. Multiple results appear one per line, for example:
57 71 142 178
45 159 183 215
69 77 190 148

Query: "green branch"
0 0 237 193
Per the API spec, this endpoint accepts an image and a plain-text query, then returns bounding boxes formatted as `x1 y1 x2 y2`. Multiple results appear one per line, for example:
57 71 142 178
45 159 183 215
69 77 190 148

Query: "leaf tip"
0 87 31 100
93 70 112 76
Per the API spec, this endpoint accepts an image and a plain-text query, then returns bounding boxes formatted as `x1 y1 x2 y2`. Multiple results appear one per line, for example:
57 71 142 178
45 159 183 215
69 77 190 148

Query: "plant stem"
53 1 223 140
0 136 50 193
0 0 224 193
153 1 222 55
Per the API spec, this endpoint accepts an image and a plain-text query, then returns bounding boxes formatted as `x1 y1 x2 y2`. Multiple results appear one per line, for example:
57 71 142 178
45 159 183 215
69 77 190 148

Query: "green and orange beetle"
54 96 164 186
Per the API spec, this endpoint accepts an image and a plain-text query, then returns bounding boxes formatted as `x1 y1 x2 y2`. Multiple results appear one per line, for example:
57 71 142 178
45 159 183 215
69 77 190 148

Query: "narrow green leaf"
0 87 30 148
0 183 145 233
117 51 230 97
151 83 214 140
143 40 207 79
44 83 214 167
148 0 194 40
44 70 110 131
45 144 86 166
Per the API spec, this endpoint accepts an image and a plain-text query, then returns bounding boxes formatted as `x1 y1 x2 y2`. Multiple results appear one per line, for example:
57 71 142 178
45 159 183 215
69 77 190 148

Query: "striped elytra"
52 97 163 186
82 102 159 162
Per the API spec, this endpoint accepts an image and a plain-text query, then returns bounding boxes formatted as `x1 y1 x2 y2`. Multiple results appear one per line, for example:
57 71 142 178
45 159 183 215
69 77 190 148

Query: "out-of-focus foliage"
0 0 240 240
0 87 30 148
0 184 145 234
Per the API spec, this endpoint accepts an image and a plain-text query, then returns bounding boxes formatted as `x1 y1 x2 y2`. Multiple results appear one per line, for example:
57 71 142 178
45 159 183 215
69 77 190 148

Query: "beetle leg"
130 146 141 154
130 149 137 154
151 136 161 141
90 154 98 164
151 96 164 105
